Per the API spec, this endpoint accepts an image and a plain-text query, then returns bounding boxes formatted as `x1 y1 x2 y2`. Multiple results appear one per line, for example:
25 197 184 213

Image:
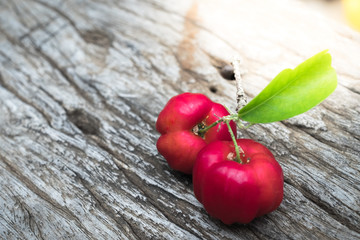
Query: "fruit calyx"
227 152 251 164
192 122 207 138
196 113 247 164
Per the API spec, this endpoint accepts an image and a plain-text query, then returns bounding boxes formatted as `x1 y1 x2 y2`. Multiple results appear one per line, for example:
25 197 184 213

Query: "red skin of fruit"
193 139 284 224
156 93 236 174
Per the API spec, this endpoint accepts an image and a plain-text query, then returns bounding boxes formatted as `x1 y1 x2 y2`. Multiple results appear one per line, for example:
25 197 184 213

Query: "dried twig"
232 58 247 111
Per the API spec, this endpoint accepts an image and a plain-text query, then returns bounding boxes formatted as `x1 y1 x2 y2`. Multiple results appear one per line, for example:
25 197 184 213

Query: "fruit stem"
225 120 243 164
197 119 223 134
196 113 245 164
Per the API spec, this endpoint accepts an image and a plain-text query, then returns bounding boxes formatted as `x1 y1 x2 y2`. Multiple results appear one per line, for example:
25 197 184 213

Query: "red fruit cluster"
156 93 284 224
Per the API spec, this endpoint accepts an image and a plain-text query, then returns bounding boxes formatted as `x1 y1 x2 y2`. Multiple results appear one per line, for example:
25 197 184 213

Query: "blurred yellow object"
343 0 360 31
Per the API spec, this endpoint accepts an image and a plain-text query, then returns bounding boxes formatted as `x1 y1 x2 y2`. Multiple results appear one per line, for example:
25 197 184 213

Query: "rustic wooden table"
1 0 359 239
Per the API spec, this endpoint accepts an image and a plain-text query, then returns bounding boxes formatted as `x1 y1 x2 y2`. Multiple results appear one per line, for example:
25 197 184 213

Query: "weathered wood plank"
0 0 359 239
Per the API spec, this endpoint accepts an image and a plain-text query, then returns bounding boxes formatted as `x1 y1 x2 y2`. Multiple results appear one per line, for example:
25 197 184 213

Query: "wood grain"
0 0 359 239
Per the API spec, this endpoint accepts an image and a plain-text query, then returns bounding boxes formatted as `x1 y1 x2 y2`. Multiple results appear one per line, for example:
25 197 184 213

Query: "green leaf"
238 50 337 123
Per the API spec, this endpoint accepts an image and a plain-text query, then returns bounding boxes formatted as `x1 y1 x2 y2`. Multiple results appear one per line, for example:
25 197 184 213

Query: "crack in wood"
284 178 360 234
70 170 141 240
19 200 45 240
281 121 360 180
83 136 204 239
89 143 204 239
32 0 113 49
18 16 59 41
120 170 203 240
0 73 52 126
0 154 95 239
34 50 97 105
30 0 82 36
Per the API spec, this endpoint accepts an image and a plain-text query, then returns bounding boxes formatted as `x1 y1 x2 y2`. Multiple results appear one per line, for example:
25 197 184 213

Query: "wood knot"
209 86 218 93
81 29 113 48
67 108 100 135
220 65 235 80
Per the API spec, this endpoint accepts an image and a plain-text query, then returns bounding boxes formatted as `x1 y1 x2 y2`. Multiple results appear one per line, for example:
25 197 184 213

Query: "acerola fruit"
193 139 284 224
156 93 236 174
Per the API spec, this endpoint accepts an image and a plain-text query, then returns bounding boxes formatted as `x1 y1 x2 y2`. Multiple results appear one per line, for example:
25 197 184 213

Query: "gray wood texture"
0 0 359 239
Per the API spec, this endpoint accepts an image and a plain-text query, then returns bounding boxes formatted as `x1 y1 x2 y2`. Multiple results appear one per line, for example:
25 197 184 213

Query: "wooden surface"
1 0 360 239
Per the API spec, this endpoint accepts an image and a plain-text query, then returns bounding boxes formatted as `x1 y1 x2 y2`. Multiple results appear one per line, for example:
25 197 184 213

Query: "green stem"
196 114 246 164
197 119 223 134
225 120 242 164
